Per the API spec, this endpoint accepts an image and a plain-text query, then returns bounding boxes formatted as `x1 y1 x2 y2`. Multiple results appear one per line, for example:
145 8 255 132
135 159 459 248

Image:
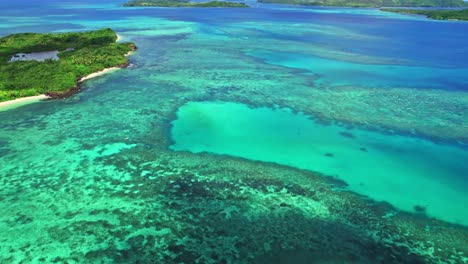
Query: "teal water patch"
246 49 468 90
170 101 468 226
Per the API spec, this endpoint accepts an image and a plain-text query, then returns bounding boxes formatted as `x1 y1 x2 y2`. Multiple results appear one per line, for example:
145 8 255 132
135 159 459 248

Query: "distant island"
124 0 249 7
382 8 468 20
0 28 136 103
258 0 467 8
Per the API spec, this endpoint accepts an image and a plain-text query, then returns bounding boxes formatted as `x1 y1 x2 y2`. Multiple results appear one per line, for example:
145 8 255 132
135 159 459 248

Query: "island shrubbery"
258 0 466 8
0 28 136 102
124 0 249 7
381 8 468 20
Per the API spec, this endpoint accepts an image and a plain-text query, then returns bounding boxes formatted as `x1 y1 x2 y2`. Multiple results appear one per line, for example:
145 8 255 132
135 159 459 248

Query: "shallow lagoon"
1 1 468 263
171 101 468 225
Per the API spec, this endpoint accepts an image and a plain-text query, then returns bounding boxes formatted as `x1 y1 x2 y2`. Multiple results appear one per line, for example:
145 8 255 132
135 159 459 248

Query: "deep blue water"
2 0 468 72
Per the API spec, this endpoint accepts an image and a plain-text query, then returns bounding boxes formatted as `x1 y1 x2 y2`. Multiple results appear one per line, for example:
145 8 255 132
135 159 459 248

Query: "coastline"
77 49 136 83
0 65 123 111
0 34 136 111
0 65 124 110
46 48 136 99
380 8 468 21
79 39 135 83
0 95 50 112
78 67 120 82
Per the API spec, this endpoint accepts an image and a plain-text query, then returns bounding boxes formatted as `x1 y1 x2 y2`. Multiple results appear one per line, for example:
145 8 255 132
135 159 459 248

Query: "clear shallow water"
170 101 468 225
1 1 468 263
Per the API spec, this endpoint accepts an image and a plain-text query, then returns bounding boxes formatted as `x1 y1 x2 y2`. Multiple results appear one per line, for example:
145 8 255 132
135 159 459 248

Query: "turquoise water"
247 49 468 89
1 1 468 263
171 101 468 225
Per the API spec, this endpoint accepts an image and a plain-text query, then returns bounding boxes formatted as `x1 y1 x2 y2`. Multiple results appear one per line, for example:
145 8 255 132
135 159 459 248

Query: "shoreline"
0 34 136 111
78 50 136 83
0 95 50 112
0 66 123 111
47 48 136 99
78 67 120 83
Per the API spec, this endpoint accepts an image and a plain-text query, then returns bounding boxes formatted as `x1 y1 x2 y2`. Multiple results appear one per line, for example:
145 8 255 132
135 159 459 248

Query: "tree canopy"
258 0 466 8
0 28 136 102
382 8 468 20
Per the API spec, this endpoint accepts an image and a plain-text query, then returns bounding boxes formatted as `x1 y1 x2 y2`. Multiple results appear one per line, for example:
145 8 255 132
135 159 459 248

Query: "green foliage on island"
258 0 466 7
0 28 136 102
381 7 468 20
124 0 249 7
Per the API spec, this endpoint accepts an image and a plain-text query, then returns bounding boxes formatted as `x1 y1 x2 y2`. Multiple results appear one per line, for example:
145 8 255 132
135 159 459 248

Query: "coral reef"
1 6 467 264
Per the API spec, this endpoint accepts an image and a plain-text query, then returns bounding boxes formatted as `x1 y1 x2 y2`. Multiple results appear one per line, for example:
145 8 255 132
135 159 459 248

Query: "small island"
124 0 249 8
381 8 468 20
257 0 467 8
0 28 136 104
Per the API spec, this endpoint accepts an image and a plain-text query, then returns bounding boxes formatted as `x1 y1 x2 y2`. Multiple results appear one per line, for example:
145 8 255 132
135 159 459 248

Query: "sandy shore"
79 35 134 82
0 94 50 112
125 49 136 57
1 33 134 111
78 67 120 83
0 66 121 111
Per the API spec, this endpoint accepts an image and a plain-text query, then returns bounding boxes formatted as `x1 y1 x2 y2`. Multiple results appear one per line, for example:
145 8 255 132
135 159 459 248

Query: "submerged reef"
280 86 468 144
1 79 467 262
1 145 467 263
150 34 468 145
1 13 468 264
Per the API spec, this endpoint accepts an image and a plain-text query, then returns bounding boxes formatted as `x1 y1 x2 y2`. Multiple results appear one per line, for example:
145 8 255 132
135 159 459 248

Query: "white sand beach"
1 33 134 112
125 50 135 57
78 67 120 82
79 34 133 82
0 65 122 112
0 95 50 112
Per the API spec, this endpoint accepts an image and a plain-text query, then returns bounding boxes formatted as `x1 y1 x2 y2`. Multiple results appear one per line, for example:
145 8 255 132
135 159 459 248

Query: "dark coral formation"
2 139 467 263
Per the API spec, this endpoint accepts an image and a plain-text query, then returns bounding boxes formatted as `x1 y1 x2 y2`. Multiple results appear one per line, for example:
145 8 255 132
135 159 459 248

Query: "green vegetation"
0 28 136 102
382 8 468 20
124 0 249 7
258 0 466 8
